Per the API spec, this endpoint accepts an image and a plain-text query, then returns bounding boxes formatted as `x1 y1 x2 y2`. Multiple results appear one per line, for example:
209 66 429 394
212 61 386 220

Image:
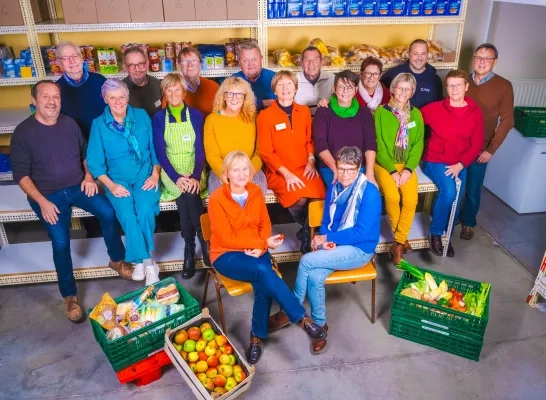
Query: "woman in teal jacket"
87 79 161 286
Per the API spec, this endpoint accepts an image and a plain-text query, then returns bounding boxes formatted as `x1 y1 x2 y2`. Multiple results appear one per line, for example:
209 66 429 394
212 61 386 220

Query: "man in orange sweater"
178 47 219 117
461 43 514 240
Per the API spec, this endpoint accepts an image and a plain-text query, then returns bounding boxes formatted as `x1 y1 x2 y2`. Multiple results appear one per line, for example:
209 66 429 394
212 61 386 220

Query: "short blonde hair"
390 72 417 95
160 72 188 99
220 151 255 184
212 77 256 124
271 70 298 92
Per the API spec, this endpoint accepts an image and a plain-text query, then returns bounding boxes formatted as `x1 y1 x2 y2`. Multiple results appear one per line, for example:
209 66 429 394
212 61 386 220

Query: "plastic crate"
391 268 490 340
89 277 200 372
514 107 546 138
389 314 484 361
116 350 172 387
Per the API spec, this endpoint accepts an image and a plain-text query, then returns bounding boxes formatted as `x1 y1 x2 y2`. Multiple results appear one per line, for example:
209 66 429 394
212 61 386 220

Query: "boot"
247 333 263 364
296 227 312 255
298 315 327 340
182 239 196 280
108 260 133 280
312 324 328 354
64 295 85 323
447 242 455 258
197 231 211 267
390 242 404 266
402 240 413 254
430 235 443 256
460 226 475 241
268 310 291 332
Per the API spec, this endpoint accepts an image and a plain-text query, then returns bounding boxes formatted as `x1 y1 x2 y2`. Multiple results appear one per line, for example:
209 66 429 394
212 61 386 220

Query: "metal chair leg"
371 278 376 324
201 270 211 308
215 282 227 333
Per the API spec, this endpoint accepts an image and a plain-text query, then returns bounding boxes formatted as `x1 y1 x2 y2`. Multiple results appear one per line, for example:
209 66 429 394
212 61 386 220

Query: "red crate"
117 350 172 387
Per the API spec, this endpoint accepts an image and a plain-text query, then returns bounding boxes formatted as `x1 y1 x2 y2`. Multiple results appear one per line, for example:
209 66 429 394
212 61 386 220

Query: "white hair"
101 79 129 100
55 41 80 60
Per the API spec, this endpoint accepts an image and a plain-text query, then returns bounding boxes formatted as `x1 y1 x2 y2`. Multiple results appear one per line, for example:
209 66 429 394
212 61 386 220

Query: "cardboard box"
129 0 164 22
61 0 99 24
226 0 257 20
96 0 132 23
195 0 226 21
0 0 49 26
162 0 195 21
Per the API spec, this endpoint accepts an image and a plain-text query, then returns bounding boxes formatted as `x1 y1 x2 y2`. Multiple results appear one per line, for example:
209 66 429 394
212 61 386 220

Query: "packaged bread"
273 49 295 67
116 301 134 325
321 56 332 67
351 46 376 60
327 46 340 58
90 293 118 330
343 51 359 65
291 54 302 67
309 38 329 57
331 55 346 68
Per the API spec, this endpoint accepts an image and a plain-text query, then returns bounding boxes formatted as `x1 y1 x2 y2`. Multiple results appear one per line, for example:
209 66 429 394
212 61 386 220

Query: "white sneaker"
145 262 160 286
132 263 145 281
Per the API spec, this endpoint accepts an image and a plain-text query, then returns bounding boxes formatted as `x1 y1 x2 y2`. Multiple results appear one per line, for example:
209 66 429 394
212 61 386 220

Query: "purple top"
312 105 377 169
152 104 205 182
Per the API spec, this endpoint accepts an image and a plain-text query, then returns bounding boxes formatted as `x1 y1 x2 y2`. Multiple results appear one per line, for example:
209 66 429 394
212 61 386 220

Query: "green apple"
225 376 237 391
228 354 236 366
173 343 183 352
202 328 215 341
183 339 196 353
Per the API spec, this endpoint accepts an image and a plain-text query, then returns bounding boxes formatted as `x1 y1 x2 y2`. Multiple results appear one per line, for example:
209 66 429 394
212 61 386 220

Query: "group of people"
9 38 514 363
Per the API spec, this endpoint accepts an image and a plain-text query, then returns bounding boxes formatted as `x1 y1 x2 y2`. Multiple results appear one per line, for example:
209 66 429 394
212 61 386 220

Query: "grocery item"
317 0 332 16
148 47 159 63
107 325 128 341
134 285 154 307
165 42 175 60
97 48 118 74
407 0 423 15
224 42 236 67
156 283 180 305
422 0 435 15
346 0 362 16
273 49 295 67
90 292 119 330
287 0 303 17
362 0 377 15
309 38 328 57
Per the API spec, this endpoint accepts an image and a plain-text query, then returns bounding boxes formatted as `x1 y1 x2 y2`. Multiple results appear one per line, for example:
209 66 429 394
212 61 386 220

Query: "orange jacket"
208 182 272 264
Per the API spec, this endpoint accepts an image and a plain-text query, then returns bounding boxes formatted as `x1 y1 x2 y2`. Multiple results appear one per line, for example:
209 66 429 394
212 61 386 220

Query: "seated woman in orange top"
258 71 326 254
208 151 327 364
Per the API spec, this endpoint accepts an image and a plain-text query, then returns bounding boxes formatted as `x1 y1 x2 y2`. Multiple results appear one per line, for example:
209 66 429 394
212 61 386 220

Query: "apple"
207 340 219 350
174 330 188 345
225 376 237 391
233 365 243 375
188 327 201 341
196 360 209 373
228 355 236 366
196 372 207 384
203 378 215 391
188 362 197 373
206 367 218 379
187 351 199 363
207 355 219 368
198 352 208 362
200 322 213 332
215 335 228 347
173 343 183 352
183 340 196 353
214 387 227 395
234 370 247 383
180 351 188 361
219 354 231 365
202 328 215 341
195 339 207 352
221 343 234 355
204 345 217 357
213 374 227 387
218 364 233 378
215 350 223 359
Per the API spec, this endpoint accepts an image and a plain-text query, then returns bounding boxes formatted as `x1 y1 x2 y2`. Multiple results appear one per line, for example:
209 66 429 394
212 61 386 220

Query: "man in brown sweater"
460 43 514 240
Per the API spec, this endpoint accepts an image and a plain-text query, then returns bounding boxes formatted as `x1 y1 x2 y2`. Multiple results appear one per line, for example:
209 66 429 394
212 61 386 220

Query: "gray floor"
1 189 545 399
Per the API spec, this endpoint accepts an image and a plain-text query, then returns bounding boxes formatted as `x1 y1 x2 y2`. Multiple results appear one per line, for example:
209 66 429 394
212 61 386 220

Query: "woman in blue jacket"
87 79 161 286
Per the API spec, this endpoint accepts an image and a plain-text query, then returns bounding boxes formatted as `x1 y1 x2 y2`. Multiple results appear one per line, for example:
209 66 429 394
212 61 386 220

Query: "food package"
273 49 295 67
97 48 117 74
107 325 129 341
343 51 359 65
426 40 443 63
225 42 237 67
155 283 180 305
90 293 118 330
116 301 134 325
134 285 154 308
291 54 301 67
214 49 225 69
330 55 346 68
80 45 94 61
309 38 329 57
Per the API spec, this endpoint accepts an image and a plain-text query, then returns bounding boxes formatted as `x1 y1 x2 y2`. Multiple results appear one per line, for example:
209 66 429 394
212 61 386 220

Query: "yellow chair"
307 200 377 323
200 213 282 333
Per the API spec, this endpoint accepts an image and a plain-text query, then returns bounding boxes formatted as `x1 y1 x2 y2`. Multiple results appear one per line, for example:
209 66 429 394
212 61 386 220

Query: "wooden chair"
308 200 377 323
199 213 282 332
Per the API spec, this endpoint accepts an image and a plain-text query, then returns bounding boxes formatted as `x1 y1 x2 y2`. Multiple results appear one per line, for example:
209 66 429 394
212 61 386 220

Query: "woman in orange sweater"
208 151 327 364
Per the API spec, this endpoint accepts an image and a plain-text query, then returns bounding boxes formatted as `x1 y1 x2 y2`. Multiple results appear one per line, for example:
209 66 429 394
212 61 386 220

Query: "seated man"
9 80 133 323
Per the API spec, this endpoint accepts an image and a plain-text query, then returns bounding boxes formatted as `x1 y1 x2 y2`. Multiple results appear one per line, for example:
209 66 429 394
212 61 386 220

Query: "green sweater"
374 105 424 173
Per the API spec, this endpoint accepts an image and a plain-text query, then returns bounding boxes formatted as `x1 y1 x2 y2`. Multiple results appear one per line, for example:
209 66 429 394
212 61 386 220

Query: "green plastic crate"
514 107 546 138
391 268 490 340
389 314 483 361
89 277 200 372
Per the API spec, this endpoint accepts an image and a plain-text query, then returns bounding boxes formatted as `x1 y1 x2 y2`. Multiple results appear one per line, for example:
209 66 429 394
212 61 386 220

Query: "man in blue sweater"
381 39 443 109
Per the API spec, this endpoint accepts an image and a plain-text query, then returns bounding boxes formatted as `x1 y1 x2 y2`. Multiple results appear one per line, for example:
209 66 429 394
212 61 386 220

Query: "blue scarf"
102 105 143 165
328 173 368 232
62 69 90 88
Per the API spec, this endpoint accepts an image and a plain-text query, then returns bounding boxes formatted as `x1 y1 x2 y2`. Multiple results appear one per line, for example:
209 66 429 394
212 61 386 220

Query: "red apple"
221 343 234 355
207 340 219 350
234 370 247 383
188 327 201 341
198 352 208 362
206 367 218 379
200 322 213 332
174 329 188 345
207 355 219 368
213 374 227 387
214 387 227 395
180 351 188 361
215 350 223 359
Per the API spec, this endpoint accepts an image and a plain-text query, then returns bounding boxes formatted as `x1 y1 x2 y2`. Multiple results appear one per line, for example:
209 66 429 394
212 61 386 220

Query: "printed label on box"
377 0 391 16
407 0 422 15
422 0 435 15
362 0 377 16
392 0 407 15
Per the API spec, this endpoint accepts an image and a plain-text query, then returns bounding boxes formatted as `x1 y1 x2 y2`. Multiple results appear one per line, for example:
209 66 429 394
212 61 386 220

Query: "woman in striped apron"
153 73 208 279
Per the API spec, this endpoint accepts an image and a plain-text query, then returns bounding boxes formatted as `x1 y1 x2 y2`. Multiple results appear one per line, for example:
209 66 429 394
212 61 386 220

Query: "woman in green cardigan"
374 73 424 265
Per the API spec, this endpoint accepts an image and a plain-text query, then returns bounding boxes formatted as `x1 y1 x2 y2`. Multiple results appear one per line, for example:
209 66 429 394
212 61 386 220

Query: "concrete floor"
1 189 545 399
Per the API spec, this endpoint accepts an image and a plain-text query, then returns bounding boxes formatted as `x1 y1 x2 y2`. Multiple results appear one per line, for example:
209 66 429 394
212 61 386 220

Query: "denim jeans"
293 245 373 326
213 251 306 338
29 184 125 298
319 167 365 187
422 162 467 236
460 161 488 228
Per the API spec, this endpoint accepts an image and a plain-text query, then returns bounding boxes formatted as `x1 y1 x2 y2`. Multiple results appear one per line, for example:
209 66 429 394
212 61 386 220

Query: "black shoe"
182 240 196 280
298 315 327 340
429 235 443 256
247 333 263 364
197 231 211 267
296 228 312 255
447 242 455 258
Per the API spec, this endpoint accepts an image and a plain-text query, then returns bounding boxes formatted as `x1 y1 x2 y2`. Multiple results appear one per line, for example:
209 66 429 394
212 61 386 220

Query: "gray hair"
239 40 262 55
101 79 129 101
336 146 362 167
55 41 80 60
390 72 417 94
475 43 498 59
123 46 147 64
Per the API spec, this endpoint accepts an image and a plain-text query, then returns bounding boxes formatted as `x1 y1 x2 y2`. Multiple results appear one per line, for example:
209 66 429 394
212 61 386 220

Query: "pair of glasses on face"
363 72 380 78
241 58 259 65
179 59 200 66
337 85 356 93
125 61 146 71
59 54 81 62
473 56 495 63
225 92 245 100
395 86 412 93
446 83 464 90
337 167 359 175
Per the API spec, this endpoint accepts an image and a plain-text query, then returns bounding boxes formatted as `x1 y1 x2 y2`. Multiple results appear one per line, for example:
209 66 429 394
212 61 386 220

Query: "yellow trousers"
374 163 418 244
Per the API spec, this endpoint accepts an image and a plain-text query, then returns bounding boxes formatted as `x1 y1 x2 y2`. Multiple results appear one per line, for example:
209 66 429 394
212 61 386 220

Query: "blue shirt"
232 69 276 110
471 71 495 85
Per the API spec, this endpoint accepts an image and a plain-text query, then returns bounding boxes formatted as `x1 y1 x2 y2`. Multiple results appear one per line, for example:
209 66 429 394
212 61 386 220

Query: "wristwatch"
308 155 316 162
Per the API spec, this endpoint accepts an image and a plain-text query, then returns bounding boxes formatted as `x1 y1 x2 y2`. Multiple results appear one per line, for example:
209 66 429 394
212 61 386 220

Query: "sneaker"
109 260 133 280
132 263 145 281
64 296 84 323
145 262 160 286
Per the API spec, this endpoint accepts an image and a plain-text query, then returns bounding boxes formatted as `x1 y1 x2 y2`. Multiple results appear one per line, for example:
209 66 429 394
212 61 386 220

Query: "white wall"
460 0 494 71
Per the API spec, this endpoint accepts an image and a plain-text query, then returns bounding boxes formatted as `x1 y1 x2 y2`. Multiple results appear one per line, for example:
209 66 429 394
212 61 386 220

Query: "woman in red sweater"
421 70 484 257
207 151 326 364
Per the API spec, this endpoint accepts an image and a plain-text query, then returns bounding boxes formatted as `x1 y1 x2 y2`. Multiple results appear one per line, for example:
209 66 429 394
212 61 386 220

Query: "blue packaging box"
346 0 362 16
447 0 461 15
287 0 303 17
407 0 422 15
268 0 275 18
317 0 332 16
376 0 391 16
422 0 436 16
434 0 448 15
332 0 347 16
392 0 407 15
302 0 318 16
362 1 377 16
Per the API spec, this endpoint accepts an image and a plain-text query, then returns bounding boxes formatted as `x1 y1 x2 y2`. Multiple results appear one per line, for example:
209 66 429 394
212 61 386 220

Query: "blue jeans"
29 184 125 298
213 251 306 338
460 161 488 228
293 245 373 326
319 167 365 187
422 162 467 236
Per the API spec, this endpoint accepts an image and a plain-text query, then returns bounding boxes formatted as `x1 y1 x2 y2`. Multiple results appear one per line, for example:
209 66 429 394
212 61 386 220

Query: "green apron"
159 107 208 202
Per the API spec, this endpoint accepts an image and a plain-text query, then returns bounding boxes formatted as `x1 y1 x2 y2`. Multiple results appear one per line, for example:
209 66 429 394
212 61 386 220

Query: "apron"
159 107 208 202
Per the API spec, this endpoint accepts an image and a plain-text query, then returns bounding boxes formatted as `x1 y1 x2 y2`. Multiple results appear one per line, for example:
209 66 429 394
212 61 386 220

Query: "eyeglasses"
363 72 380 78
395 86 412 93
241 58 259 65
179 59 200 66
303 58 321 65
446 83 464 90
337 167 358 175
225 92 245 99
59 54 81 62
473 56 496 63
125 61 146 71
336 85 356 93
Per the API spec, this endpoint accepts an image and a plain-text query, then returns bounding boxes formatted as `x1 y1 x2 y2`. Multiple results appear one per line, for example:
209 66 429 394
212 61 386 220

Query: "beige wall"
460 0 493 71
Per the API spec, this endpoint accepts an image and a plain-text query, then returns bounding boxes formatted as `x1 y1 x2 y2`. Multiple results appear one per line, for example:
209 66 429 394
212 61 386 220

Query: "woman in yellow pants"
374 73 425 265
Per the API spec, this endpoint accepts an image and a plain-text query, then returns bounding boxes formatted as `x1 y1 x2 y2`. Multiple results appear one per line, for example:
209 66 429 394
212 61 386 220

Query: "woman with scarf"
87 79 161 286
374 73 424 265
313 70 377 187
356 57 390 113
287 146 381 354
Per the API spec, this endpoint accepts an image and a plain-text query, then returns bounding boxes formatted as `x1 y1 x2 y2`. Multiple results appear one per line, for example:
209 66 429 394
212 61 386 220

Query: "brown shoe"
109 260 133 280
460 226 475 241
390 242 404 266
402 240 413 254
312 324 328 354
64 296 84 323
268 310 291 332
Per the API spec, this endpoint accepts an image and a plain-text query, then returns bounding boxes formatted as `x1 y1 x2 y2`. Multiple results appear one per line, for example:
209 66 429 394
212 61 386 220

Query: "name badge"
408 121 417 129
275 123 287 131
154 100 161 108
182 135 191 141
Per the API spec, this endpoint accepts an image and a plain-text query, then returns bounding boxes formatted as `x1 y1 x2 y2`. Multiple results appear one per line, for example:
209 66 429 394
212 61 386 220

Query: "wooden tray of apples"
165 308 256 399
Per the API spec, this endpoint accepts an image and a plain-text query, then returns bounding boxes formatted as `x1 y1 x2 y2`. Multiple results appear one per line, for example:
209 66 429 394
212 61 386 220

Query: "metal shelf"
0 108 31 134
268 60 458 74
0 77 40 86
0 172 13 182
266 16 464 27
0 25 28 34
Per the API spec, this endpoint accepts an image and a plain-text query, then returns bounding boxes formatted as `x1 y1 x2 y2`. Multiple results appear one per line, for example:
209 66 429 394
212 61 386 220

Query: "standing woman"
374 73 424 265
204 77 267 194
208 151 327 364
356 57 390 113
421 70 484 257
257 71 326 254
87 79 161 285
153 73 208 280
